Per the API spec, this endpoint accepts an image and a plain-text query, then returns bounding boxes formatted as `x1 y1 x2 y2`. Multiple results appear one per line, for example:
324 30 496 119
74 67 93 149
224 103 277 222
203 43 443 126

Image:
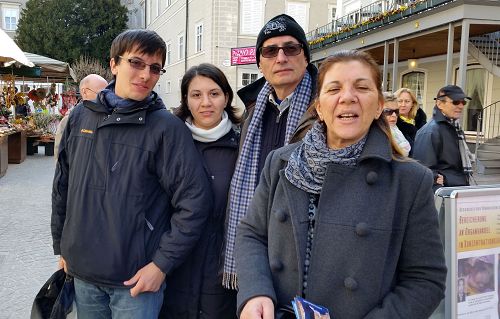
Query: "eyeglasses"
83 87 98 95
438 98 467 106
259 43 303 58
382 108 399 116
118 56 166 75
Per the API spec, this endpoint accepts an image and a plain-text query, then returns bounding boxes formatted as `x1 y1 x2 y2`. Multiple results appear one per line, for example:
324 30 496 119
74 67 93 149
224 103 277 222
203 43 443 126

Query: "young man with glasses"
224 13 317 298
51 29 212 318
413 85 473 190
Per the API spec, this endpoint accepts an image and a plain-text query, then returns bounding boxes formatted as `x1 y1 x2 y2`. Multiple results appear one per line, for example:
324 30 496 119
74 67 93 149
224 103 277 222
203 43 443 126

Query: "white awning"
0 29 34 67
23 52 76 82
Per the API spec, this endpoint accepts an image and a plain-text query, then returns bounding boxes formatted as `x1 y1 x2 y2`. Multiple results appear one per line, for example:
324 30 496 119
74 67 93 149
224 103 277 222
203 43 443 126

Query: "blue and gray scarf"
285 121 366 194
223 72 313 289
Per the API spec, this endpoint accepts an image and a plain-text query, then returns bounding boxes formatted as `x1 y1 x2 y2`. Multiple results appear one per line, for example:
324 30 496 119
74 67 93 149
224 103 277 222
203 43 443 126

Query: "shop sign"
231 47 256 66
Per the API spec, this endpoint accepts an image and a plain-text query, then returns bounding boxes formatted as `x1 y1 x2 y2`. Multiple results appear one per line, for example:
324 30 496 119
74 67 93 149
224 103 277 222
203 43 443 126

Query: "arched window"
401 71 425 107
454 66 486 132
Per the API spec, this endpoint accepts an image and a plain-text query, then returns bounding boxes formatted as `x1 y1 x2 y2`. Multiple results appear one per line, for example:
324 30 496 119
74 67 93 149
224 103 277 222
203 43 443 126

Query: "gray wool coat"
235 124 447 319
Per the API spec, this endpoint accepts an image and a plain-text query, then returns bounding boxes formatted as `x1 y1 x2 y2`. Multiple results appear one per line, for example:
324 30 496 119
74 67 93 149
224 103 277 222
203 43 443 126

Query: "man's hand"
124 262 166 297
240 296 274 319
58 256 67 273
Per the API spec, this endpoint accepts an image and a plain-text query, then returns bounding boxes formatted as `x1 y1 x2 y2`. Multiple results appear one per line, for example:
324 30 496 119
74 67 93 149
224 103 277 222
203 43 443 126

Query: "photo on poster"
457 255 495 297
457 277 467 303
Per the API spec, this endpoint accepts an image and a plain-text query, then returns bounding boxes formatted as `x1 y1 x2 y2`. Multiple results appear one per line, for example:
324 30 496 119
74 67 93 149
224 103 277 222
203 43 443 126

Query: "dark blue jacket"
413 106 469 190
51 92 212 287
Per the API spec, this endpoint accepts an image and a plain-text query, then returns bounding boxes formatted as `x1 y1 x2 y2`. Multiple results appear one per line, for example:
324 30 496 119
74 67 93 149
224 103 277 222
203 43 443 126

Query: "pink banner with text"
231 47 257 65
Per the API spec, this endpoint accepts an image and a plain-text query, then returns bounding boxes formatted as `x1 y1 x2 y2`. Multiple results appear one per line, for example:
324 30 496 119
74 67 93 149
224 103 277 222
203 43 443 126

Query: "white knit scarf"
185 111 232 142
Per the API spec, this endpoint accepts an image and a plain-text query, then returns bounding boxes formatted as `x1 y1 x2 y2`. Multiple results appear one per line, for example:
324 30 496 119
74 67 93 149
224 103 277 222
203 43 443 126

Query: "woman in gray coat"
235 50 447 319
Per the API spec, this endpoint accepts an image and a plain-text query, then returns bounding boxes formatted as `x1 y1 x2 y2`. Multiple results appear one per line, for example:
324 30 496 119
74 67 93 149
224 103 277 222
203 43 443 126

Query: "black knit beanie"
255 14 310 67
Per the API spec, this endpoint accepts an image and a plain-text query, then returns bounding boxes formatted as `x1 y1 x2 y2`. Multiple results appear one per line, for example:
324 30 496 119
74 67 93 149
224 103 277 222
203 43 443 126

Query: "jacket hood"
237 63 318 109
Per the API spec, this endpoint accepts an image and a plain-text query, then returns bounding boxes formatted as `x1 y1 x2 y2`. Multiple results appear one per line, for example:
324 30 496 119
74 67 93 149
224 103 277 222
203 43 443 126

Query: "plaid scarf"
285 121 365 194
448 117 473 178
223 72 313 289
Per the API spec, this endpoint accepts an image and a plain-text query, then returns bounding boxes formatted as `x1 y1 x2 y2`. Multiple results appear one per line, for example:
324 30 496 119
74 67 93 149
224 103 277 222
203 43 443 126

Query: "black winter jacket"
413 106 469 190
51 93 212 287
396 108 427 157
161 129 239 319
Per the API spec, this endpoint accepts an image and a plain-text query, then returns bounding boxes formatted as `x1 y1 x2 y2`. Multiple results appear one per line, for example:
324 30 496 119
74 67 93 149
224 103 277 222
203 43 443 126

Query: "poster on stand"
456 195 500 319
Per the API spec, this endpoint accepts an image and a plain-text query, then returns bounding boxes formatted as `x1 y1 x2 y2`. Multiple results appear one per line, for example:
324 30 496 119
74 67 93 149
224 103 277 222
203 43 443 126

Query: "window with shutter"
286 2 308 33
3 7 19 30
240 0 263 35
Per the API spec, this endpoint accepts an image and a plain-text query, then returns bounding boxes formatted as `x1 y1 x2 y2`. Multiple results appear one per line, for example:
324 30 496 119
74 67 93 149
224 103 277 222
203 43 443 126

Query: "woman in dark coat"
395 87 426 155
235 50 446 319
160 63 240 319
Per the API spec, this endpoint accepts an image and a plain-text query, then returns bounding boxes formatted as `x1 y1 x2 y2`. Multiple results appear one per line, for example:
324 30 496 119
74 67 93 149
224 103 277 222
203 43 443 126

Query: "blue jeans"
74 278 165 319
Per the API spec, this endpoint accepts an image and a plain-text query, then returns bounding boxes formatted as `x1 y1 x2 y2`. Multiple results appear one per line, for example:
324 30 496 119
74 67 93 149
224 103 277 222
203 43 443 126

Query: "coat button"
365 171 378 184
275 211 287 222
270 260 284 271
138 117 143 121
344 277 358 291
116 117 121 122
355 222 370 236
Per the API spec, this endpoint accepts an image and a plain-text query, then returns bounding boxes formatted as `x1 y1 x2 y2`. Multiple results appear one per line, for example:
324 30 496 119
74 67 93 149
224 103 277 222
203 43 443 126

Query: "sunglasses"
119 56 166 75
382 108 399 116
260 43 303 58
438 98 467 106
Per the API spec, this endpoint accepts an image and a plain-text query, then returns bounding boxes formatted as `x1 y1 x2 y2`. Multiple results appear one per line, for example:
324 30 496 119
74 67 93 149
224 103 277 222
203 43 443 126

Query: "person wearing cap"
413 85 474 190
223 14 318 293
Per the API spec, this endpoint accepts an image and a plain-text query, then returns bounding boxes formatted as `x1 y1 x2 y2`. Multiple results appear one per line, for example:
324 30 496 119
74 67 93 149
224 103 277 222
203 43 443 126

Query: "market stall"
0 30 34 177
0 50 75 174
0 127 17 178
0 134 7 177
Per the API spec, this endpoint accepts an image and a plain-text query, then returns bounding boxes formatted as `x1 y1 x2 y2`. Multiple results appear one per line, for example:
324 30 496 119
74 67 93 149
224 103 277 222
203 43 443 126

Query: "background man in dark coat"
413 85 473 190
54 74 108 158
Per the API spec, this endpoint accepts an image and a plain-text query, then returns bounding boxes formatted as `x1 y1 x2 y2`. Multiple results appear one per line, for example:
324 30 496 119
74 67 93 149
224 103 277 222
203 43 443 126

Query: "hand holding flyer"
292 296 330 319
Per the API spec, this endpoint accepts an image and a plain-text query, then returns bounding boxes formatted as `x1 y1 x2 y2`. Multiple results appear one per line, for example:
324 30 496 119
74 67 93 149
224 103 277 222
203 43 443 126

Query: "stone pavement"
0 149 58 319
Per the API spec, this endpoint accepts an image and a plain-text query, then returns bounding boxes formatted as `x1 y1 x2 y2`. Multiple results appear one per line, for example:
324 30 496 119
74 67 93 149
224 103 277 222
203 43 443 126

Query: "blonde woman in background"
394 88 426 155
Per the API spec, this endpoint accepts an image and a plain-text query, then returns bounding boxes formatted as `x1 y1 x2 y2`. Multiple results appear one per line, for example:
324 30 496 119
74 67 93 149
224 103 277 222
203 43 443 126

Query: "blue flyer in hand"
291 296 330 319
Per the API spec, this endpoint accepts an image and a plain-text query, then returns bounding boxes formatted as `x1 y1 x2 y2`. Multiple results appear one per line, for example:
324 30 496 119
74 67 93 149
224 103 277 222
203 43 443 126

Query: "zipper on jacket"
276 110 284 124
145 218 154 231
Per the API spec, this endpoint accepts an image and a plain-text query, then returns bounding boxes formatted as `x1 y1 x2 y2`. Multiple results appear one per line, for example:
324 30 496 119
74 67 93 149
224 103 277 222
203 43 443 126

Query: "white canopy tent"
0 29 34 68
22 52 76 82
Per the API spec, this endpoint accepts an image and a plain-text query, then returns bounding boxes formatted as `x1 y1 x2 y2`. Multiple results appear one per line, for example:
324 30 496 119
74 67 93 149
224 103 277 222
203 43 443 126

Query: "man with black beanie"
223 13 318 315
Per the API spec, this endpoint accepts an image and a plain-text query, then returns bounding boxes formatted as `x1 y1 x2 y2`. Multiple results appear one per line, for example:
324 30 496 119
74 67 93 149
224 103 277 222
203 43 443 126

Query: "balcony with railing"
307 0 454 50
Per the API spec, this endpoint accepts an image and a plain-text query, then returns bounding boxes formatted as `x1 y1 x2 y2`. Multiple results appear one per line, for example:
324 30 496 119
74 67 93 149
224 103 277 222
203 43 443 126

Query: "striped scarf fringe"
222 72 313 290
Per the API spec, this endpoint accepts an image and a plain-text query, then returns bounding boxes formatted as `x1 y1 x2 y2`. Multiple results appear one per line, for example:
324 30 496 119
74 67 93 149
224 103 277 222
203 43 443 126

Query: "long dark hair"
175 63 241 124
